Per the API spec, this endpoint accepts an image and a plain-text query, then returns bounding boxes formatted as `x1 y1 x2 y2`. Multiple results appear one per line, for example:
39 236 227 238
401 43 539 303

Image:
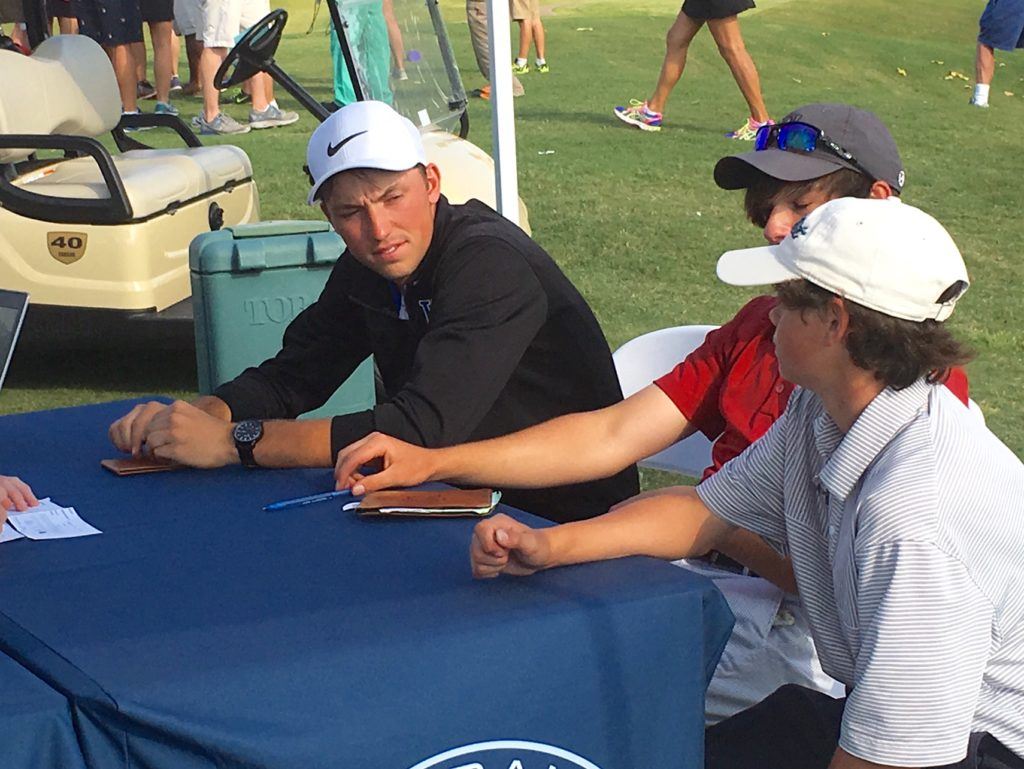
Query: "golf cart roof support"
325 0 366 103
485 0 520 225
424 0 467 114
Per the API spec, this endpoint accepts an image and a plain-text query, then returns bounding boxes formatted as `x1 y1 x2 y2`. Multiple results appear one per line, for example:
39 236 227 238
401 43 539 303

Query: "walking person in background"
614 0 770 137
510 0 547 74
970 0 1024 107
465 0 524 99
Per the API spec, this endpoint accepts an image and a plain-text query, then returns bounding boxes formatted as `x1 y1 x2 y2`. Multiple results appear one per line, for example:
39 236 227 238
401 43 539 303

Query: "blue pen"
263 489 356 512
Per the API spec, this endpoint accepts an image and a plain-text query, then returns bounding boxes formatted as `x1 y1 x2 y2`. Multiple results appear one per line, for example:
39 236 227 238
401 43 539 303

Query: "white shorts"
173 0 201 36
200 0 269 48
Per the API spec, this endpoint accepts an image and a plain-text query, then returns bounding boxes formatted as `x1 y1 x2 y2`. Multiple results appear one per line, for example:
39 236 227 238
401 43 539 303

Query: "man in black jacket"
108 100 638 522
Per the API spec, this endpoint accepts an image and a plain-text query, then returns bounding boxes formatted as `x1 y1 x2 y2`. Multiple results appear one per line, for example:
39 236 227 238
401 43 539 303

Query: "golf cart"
0 0 526 346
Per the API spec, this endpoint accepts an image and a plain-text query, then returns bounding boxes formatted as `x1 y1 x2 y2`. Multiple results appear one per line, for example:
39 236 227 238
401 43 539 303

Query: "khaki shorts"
201 0 269 48
509 0 539 21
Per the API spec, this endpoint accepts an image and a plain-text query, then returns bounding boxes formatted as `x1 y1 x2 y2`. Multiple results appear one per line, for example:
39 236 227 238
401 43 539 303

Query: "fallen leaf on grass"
792 77 802 83
575 27 593 31
1004 91 1015 97
931 59 945 65
944 70 971 81
897 67 908 77
821 31 830 36
537 150 555 155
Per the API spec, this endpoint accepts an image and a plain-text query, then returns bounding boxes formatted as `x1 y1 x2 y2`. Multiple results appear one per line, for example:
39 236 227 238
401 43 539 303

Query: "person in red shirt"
331 103 973 722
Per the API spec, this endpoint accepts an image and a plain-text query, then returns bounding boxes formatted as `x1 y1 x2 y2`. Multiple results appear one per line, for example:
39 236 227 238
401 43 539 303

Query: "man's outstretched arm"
470 485 734 578
335 384 692 494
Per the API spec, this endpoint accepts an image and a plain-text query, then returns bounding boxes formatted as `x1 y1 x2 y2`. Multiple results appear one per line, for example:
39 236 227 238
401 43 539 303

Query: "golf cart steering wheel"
216 8 288 89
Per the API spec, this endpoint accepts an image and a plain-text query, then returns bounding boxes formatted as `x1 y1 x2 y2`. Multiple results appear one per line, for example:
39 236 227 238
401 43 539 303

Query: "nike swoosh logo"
327 130 367 157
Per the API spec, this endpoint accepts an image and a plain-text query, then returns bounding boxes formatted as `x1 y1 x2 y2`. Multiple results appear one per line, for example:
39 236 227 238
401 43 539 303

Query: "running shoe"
512 61 529 75
169 74 184 93
249 103 300 129
137 79 157 100
536 61 549 74
968 96 989 108
726 117 773 141
223 87 252 104
194 111 251 135
613 99 662 131
154 101 179 116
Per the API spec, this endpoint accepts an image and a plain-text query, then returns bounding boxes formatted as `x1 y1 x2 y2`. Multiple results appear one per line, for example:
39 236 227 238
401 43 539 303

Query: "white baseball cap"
306 100 427 205
716 197 969 322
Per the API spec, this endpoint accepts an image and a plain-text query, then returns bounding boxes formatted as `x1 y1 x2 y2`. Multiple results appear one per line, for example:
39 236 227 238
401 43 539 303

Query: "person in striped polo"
466 198 1024 769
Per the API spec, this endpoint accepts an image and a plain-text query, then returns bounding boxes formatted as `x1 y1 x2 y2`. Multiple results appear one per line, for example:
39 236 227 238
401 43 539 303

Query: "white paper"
1 523 24 543
7 498 102 540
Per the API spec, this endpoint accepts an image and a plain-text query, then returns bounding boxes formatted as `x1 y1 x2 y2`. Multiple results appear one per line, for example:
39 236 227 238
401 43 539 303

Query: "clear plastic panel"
329 0 465 134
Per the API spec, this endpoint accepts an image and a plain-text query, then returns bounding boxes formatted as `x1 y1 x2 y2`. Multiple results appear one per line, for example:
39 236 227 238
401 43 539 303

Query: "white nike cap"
716 197 970 322
306 100 427 205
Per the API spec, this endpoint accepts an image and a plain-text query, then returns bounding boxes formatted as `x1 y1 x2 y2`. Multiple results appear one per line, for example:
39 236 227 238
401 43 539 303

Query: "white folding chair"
612 325 719 478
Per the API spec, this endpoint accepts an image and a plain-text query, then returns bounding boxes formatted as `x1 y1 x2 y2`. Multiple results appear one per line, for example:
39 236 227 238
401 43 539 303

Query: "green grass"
4 0 1024 458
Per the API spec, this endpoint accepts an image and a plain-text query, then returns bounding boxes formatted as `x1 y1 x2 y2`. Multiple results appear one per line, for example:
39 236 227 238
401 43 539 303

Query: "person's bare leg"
531 16 545 60
516 19 532 61
107 43 139 111
170 29 180 79
132 40 147 85
248 72 271 112
200 45 227 119
150 20 174 102
975 41 995 84
58 16 78 33
707 15 768 123
646 10 703 114
184 34 203 93
382 0 405 69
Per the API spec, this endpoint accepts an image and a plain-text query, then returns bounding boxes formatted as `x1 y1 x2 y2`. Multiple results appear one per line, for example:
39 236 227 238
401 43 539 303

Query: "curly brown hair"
774 279 973 390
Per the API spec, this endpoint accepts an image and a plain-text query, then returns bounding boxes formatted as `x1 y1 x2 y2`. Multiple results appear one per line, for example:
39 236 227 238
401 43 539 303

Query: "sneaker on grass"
169 74 183 93
969 96 989 108
726 116 772 141
154 101 179 116
536 61 549 74
249 104 300 129
512 61 529 75
195 111 251 135
137 80 157 100
613 99 662 132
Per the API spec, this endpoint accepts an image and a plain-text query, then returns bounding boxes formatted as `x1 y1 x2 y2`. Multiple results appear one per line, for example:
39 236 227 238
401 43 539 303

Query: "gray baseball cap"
713 103 906 194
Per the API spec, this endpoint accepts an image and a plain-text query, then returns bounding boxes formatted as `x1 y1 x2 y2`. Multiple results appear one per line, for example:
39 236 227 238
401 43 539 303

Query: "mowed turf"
3 0 1023 458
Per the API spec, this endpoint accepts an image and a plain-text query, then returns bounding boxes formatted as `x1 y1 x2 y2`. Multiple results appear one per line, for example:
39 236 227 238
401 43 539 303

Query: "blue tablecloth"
0 400 733 769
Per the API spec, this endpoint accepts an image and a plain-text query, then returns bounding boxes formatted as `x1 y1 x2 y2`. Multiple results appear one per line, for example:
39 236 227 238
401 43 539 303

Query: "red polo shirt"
655 296 971 481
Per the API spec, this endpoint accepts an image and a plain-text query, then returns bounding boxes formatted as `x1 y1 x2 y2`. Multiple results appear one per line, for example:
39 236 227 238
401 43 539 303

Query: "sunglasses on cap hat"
754 121 876 181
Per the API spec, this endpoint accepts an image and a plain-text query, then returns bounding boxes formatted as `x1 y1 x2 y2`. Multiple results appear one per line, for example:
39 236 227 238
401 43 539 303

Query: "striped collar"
815 378 932 502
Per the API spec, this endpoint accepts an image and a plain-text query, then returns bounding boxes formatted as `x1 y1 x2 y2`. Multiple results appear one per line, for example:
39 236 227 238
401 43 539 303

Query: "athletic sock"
973 83 990 105
515 57 527 67
535 57 546 65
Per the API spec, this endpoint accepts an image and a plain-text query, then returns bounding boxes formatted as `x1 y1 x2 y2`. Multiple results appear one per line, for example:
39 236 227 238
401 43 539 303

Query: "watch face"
233 420 262 443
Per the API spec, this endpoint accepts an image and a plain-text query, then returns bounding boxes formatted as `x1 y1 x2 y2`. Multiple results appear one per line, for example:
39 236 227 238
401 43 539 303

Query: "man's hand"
334 432 439 494
0 475 38 513
470 513 552 578
143 401 237 468
108 400 172 456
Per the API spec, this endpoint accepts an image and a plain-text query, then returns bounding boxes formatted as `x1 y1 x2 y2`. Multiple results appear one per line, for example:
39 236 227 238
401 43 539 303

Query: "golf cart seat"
0 34 259 314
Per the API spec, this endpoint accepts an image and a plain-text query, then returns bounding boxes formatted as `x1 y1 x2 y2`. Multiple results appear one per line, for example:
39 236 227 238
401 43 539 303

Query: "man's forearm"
253 419 334 468
543 485 733 567
430 386 689 489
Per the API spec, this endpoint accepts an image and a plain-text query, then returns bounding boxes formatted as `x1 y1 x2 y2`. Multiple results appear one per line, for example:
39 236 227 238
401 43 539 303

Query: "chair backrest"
613 325 719 478
0 35 120 163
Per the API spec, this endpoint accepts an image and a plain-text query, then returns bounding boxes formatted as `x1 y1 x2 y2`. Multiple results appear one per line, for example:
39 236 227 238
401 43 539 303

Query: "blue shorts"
979 0 1024 51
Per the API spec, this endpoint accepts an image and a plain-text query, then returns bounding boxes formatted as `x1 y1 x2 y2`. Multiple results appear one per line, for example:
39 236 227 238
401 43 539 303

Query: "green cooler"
190 220 375 420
